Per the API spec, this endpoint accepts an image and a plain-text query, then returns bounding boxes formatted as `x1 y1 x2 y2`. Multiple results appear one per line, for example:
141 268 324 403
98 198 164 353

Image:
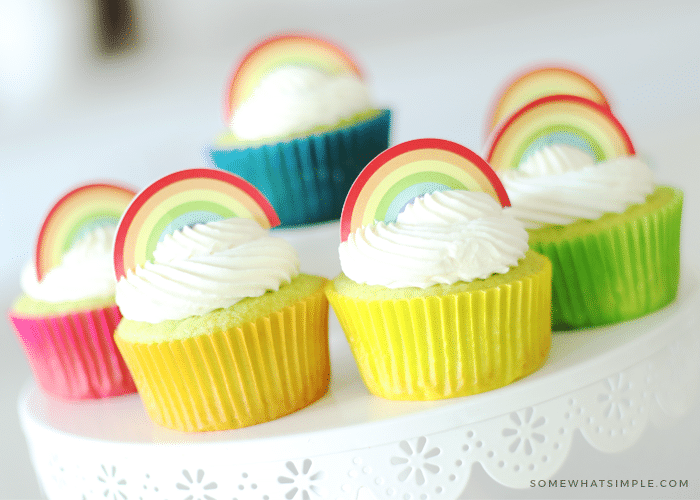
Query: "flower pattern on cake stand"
19 269 700 500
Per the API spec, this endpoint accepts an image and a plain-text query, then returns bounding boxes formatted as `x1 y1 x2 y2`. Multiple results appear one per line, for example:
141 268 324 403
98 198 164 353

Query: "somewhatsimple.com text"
530 479 688 489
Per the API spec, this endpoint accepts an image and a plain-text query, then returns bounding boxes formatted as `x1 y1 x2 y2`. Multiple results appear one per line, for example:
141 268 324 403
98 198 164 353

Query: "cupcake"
208 33 391 227
8 183 137 400
112 169 330 432
326 139 552 401
485 95 683 330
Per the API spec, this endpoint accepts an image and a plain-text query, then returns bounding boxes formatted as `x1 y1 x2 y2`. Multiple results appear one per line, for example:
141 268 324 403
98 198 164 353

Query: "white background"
1 0 699 498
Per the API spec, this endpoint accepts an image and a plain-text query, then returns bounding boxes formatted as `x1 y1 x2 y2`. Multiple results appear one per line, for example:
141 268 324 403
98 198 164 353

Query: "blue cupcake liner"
207 109 391 227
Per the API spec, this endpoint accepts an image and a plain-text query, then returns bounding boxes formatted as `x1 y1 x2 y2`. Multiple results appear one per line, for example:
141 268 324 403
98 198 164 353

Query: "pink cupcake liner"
8 305 136 400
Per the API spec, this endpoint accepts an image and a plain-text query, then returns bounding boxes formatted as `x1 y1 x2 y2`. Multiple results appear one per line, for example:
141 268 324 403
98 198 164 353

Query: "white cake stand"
19 265 700 500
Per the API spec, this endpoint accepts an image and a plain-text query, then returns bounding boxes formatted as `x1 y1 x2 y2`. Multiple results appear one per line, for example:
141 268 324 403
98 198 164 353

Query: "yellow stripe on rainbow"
354 149 499 230
485 95 634 172
486 66 610 135
128 190 251 273
225 34 361 120
340 139 510 242
36 184 135 282
115 169 279 279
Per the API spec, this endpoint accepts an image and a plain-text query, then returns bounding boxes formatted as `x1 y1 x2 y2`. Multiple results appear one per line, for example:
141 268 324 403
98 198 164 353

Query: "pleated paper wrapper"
208 109 391 227
529 186 683 331
8 305 136 400
326 257 552 401
115 288 330 432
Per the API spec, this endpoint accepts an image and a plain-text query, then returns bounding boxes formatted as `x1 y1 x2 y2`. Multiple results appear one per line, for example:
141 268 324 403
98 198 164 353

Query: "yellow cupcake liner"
326 260 552 401
115 289 330 432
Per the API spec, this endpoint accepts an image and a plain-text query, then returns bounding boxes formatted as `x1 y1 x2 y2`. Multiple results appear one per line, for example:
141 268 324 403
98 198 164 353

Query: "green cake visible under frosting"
528 185 681 242
11 293 116 317
527 185 683 330
326 250 552 401
116 273 327 343
209 109 392 227
215 108 383 148
331 250 549 301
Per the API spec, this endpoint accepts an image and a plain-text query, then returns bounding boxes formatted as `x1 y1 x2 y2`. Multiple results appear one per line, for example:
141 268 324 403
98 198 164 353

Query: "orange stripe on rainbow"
485 95 634 172
224 34 362 121
114 169 279 279
35 183 135 282
485 65 610 137
340 139 510 242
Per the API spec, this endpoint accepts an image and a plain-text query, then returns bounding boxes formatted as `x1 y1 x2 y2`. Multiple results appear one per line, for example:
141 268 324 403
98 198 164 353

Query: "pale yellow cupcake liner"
115 289 330 432
327 257 552 401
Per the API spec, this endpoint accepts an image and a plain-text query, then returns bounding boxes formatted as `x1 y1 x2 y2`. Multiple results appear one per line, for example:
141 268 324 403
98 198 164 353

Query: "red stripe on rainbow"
35 183 136 282
340 138 510 242
224 33 362 122
485 65 610 138
114 169 280 280
484 94 635 171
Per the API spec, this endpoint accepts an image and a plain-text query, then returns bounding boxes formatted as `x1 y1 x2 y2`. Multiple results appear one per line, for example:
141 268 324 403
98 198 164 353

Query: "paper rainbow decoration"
484 95 635 172
485 65 610 136
224 33 362 121
340 138 510 242
35 183 136 282
113 168 280 280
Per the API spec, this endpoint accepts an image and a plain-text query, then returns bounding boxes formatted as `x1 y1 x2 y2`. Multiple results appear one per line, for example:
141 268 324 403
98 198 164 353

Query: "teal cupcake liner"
529 187 683 330
208 109 391 227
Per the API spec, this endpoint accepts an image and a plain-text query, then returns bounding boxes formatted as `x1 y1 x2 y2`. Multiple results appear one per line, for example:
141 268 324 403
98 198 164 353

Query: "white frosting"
21 226 117 302
500 145 655 229
339 191 529 289
115 218 300 323
229 66 372 141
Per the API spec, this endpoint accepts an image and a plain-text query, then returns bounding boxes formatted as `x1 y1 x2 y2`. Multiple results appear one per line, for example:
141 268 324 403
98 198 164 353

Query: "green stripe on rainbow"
485 95 635 172
519 125 603 162
35 183 136 282
340 138 510 242
224 34 362 121
375 171 469 223
143 200 242 266
485 65 610 136
114 169 280 280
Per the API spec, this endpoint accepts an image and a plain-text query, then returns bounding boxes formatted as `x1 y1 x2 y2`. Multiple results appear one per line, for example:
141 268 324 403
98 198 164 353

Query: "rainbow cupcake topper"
113 169 280 280
485 94 635 172
485 65 610 136
35 183 136 282
224 33 362 121
340 138 510 242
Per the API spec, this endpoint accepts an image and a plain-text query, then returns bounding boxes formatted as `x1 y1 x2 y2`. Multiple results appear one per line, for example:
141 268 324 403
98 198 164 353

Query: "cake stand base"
19 266 700 500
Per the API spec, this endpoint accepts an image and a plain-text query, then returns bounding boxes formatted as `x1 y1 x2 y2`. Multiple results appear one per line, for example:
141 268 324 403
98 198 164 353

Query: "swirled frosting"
229 66 372 141
500 144 655 228
339 191 529 289
115 218 300 323
21 225 117 302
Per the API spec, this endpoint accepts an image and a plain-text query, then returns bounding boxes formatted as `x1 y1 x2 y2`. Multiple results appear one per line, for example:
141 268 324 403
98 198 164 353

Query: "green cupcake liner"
528 186 683 330
208 109 391 227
